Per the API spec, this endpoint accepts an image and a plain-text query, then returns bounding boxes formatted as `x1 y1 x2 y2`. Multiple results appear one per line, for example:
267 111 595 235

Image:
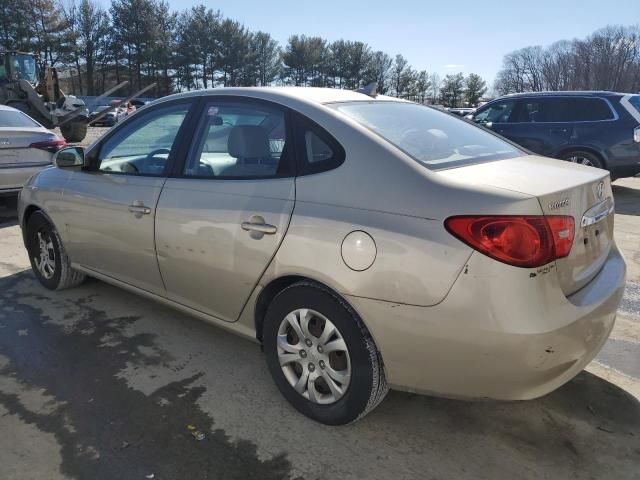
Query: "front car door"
471 98 518 139
60 100 194 295
155 97 295 322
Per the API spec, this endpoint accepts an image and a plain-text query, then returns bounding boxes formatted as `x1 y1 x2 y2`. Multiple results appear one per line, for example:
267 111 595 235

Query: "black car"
469 91 640 179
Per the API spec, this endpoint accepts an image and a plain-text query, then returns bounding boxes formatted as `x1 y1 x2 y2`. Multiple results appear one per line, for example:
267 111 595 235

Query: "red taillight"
445 215 575 268
29 139 67 153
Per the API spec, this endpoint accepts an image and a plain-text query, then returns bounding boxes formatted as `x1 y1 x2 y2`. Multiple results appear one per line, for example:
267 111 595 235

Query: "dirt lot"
0 131 638 479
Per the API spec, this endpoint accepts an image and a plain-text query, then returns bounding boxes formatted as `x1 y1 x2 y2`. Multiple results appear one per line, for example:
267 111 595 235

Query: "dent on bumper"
347 246 626 400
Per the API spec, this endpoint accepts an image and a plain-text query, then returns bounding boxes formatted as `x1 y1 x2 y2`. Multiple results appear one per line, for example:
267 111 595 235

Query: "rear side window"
542 98 572 122
513 98 571 123
184 101 293 179
295 116 345 175
569 98 614 121
0 110 40 128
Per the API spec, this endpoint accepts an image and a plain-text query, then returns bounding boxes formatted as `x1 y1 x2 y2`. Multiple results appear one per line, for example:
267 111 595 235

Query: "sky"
121 0 639 85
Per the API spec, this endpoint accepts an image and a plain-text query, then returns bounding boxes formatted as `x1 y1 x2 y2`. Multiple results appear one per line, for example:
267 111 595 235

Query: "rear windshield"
0 110 40 128
329 101 523 170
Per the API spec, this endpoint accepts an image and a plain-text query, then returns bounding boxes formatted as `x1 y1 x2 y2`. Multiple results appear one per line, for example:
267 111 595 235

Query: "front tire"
263 281 388 425
26 211 85 290
59 121 88 143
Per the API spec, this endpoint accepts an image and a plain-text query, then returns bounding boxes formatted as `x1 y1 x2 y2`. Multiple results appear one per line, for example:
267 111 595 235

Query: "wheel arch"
554 146 608 168
254 275 367 345
21 205 58 247
21 204 43 243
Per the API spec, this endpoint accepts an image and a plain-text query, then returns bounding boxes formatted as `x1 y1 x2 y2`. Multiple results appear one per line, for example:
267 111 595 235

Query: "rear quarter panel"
255 102 544 305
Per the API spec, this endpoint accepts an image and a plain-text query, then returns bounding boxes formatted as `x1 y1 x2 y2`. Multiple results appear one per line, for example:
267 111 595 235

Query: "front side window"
473 100 516 124
97 103 189 175
184 101 291 178
331 101 522 170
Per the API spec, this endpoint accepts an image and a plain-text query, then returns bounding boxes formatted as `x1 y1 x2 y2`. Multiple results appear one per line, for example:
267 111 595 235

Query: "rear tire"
26 211 85 290
263 281 388 425
561 150 604 169
60 121 87 143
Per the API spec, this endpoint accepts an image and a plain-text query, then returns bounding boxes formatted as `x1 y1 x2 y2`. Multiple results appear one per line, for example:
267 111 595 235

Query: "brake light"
29 138 67 153
445 215 575 268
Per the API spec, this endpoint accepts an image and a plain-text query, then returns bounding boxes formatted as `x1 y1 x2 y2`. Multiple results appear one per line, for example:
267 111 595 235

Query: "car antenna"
355 82 378 98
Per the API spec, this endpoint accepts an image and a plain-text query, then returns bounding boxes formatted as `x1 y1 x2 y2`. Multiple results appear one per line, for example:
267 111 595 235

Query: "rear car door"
506 97 572 155
60 100 195 295
155 97 295 322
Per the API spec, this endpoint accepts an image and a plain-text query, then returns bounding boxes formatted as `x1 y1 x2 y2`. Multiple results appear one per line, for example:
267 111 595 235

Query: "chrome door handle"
241 221 277 234
128 205 151 215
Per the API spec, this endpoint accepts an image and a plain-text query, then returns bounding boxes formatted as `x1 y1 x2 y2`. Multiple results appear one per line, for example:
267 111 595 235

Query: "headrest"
228 125 270 158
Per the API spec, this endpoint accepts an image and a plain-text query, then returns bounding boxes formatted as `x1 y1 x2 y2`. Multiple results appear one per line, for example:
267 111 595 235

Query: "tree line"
495 25 640 95
0 0 487 106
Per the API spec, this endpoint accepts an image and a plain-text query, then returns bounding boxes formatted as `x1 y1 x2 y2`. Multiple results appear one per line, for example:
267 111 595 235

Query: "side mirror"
465 114 474 120
54 146 85 168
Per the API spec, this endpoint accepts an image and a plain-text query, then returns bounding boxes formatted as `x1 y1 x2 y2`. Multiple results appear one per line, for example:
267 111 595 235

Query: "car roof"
502 91 625 98
157 86 407 106
0 104 20 112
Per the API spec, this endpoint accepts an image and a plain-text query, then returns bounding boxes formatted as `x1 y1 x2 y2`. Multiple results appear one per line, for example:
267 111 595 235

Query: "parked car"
469 91 640 179
0 104 65 204
113 99 136 117
89 105 121 127
18 87 625 425
447 107 475 117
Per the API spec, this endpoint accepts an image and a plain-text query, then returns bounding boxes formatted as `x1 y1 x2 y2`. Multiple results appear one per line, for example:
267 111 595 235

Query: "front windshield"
330 101 523 170
12 54 38 83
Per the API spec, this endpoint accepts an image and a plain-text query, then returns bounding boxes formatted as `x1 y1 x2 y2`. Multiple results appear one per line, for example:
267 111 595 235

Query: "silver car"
0 105 65 202
18 87 625 425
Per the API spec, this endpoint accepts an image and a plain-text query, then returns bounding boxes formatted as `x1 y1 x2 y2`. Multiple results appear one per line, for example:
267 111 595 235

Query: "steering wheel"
140 148 171 173
146 148 171 161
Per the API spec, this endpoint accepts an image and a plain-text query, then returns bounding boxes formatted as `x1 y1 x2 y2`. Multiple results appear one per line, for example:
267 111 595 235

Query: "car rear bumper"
347 244 626 400
0 164 50 194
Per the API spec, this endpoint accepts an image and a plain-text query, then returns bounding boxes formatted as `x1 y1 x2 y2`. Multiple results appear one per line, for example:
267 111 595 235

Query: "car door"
155 97 296 322
61 100 195 295
471 99 518 139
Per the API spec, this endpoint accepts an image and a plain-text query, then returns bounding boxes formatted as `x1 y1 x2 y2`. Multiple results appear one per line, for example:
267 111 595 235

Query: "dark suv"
470 91 640 179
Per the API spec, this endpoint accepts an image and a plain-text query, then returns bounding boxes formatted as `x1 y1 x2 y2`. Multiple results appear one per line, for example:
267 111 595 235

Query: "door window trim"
173 95 297 181
478 96 619 125
85 98 197 178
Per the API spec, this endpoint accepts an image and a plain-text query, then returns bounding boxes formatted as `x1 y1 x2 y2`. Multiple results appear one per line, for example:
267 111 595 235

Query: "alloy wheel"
34 230 55 280
567 155 595 167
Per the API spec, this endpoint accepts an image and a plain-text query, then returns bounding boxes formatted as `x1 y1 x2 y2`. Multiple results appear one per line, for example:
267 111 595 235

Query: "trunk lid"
439 155 613 296
0 128 56 166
